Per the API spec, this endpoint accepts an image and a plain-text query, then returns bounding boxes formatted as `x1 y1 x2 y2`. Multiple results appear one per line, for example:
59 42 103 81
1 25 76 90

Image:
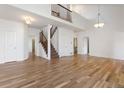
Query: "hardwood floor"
0 55 124 88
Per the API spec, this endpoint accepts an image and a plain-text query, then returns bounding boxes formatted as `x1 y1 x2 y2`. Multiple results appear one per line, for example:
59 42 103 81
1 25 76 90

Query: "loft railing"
51 4 72 22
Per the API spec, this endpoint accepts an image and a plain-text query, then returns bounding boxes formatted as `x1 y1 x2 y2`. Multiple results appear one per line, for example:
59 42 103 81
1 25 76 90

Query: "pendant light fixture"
94 5 104 28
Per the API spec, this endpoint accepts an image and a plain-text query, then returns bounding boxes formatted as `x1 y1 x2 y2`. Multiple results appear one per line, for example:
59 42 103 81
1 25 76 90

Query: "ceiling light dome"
24 16 34 25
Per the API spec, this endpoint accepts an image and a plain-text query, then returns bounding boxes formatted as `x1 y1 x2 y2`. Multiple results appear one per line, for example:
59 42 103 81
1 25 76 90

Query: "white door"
4 31 17 62
0 31 5 63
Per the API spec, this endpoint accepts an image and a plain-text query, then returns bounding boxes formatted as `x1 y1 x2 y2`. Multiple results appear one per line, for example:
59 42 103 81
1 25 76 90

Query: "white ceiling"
0 4 124 31
0 5 83 31
72 4 124 20
71 4 124 30
0 5 57 28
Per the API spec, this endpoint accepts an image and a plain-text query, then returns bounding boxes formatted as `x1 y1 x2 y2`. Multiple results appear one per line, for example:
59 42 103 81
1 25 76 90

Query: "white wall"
0 19 28 63
47 25 51 60
42 25 48 39
58 27 74 57
72 12 91 30
111 31 124 60
11 4 51 17
0 31 5 63
24 24 29 60
78 27 124 60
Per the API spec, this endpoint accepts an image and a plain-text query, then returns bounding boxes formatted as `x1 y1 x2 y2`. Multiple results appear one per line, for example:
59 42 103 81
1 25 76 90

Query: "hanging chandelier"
94 5 104 28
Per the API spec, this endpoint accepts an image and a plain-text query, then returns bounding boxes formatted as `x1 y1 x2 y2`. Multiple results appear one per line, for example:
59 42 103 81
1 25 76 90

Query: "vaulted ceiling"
0 4 124 31
72 5 124 20
71 4 124 31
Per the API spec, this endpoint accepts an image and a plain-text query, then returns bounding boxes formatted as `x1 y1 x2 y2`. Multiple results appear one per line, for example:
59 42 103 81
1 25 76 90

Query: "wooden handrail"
51 27 57 38
51 11 59 15
57 4 72 12
40 31 48 54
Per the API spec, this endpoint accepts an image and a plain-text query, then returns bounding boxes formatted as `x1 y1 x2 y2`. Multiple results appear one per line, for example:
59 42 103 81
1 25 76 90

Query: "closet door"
0 31 5 63
4 31 17 62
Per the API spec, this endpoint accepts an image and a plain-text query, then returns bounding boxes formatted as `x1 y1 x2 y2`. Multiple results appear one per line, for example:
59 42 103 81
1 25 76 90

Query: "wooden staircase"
40 26 59 59
40 32 48 54
50 26 57 38
51 44 59 58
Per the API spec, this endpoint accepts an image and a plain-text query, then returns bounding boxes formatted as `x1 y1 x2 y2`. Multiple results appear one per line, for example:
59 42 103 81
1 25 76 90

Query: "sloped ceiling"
0 4 124 31
0 4 88 31
72 4 124 30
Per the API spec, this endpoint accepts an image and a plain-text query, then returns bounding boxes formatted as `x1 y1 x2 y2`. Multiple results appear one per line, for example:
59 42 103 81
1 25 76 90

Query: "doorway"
82 37 89 55
74 37 78 55
32 38 35 58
